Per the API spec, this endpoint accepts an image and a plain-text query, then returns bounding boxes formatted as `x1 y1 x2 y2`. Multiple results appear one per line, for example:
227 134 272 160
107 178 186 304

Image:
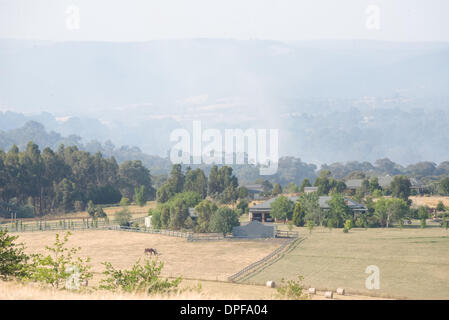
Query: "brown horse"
144 248 158 255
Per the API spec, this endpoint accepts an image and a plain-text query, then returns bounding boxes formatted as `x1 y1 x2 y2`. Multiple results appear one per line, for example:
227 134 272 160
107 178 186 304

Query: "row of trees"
270 193 418 230
150 191 240 234
0 142 155 217
156 165 246 204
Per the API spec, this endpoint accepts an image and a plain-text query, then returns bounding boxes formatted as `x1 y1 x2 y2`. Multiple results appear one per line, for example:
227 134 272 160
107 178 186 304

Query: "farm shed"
232 221 276 238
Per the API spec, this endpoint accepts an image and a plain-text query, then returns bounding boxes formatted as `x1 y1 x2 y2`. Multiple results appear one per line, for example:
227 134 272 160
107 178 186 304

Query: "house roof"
318 196 366 210
304 187 318 192
242 184 264 193
345 179 363 189
249 195 367 212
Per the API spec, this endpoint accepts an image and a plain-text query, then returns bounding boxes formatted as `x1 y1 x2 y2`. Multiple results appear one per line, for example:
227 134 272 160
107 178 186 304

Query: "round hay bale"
308 288 316 294
266 281 276 288
324 291 333 299
336 288 345 295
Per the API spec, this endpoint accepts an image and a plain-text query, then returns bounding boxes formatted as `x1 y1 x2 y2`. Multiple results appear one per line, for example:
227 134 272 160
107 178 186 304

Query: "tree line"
0 142 155 218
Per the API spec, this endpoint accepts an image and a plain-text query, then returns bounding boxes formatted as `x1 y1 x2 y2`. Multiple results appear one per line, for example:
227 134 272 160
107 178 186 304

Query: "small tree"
327 219 334 232
28 232 92 289
100 258 182 294
150 209 162 229
114 208 132 227
0 229 29 280
292 201 305 227
120 197 131 206
343 219 353 233
276 275 308 300
209 207 240 236
236 199 249 215
418 206 428 229
272 183 283 196
436 201 446 213
134 185 148 207
306 220 315 235
270 196 294 223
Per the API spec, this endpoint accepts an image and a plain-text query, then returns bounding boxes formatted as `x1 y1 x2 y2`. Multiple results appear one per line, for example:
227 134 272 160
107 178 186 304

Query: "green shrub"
100 258 182 294
0 229 30 280
306 220 315 235
120 197 131 206
276 276 308 300
343 219 353 233
28 232 92 289
114 208 132 227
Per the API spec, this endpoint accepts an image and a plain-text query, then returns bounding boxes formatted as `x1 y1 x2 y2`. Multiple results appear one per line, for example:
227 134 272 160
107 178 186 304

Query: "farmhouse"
345 175 427 194
249 195 367 222
304 186 318 193
242 184 265 199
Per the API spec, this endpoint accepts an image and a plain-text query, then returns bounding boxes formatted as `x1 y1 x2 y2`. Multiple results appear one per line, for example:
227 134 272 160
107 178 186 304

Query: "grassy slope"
244 226 449 299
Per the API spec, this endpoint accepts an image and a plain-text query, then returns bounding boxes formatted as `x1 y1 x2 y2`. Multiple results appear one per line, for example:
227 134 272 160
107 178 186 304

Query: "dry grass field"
17 230 283 282
0 279 273 300
244 226 449 299
410 196 449 208
0 279 384 300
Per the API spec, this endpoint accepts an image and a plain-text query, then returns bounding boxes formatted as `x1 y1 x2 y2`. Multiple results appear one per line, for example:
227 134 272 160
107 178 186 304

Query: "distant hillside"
1 39 449 164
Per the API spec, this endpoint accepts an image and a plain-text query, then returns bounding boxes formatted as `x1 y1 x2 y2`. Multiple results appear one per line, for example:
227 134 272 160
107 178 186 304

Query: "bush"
120 197 131 206
0 229 29 280
306 220 315 234
343 219 353 233
236 199 249 215
100 258 182 294
114 208 132 227
276 276 308 300
150 209 162 229
28 232 92 289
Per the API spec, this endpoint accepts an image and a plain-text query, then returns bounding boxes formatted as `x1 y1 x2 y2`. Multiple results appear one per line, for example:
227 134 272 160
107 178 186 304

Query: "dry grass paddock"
0 279 386 300
17 230 283 282
244 226 449 300
410 196 449 209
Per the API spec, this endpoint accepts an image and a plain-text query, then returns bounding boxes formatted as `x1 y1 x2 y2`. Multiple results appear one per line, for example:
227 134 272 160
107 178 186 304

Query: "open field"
0 279 386 300
410 196 449 209
244 226 449 299
16 230 283 282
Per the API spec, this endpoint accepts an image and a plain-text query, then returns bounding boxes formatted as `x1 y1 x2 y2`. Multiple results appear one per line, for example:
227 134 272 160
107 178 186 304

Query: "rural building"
242 184 265 199
318 196 367 213
345 179 363 190
144 216 152 228
249 195 367 222
232 221 276 238
345 175 426 194
304 186 318 193
409 178 427 194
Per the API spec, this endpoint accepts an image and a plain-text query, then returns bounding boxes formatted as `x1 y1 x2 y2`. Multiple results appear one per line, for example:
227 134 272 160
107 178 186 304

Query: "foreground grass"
0 279 386 300
244 226 449 299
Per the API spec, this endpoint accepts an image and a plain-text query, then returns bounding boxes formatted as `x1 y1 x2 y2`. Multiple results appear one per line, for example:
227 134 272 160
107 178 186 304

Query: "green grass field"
244 226 449 299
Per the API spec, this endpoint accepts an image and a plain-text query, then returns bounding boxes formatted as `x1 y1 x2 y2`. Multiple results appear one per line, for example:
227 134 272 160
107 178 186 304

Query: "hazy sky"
0 0 448 42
